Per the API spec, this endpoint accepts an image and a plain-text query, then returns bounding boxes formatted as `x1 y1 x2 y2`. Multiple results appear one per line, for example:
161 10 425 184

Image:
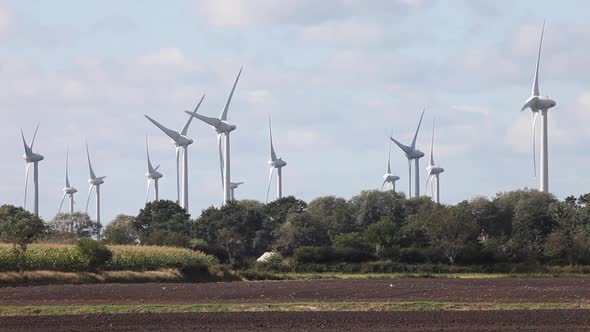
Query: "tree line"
2 189 590 269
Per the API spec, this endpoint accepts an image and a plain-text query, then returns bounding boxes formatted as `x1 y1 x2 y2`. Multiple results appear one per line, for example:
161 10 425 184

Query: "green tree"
104 214 138 244
47 212 101 240
308 196 356 240
273 212 330 255
349 190 406 229
133 200 192 247
0 205 47 271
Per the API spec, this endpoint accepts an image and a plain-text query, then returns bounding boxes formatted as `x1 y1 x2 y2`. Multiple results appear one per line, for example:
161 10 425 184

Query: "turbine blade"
21 129 33 157
429 118 435 167
407 159 412 198
390 136 413 155
86 185 94 213
65 147 70 187
381 178 388 191
30 123 40 149
269 115 277 161
266 167 275 203
220 67 242 121
58 192 67 215
24 163 31 208
387 129 393 174
144 115 181 142
185 111 221 128
218 133 224 189
532 21 545 97
86 141 96 179
154 165 160 171
411 107 425 150
521 96 538 111
532 111 539 177
181 93 206 135
145 179 152 204
146 136 154 173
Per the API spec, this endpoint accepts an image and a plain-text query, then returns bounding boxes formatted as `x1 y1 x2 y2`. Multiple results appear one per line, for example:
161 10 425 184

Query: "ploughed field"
1 278 590 331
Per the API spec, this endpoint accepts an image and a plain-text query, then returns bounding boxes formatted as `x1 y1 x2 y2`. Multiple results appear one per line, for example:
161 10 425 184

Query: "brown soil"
1 278 589 305
1 310 590 331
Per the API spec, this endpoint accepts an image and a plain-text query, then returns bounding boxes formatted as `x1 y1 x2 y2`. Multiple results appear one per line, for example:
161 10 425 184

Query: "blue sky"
2 0 590 223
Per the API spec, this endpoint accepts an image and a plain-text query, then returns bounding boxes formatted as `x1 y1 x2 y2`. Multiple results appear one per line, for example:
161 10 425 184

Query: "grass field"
1 301 589 316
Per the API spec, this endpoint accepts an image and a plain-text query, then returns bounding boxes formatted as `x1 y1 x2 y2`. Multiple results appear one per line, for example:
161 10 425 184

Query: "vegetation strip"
1 302 589 317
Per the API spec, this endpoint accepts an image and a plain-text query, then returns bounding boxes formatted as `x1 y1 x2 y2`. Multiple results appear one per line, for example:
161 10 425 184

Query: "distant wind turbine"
266 116 287 203
85 141 106 225
145 137 163 203
229 181 244 201
21 124 44 216
425 120 444 204
520 21 557 193
58 148 77 214
390 108 425 198
145 93 205 212
186 68 242 204
381 131 400 192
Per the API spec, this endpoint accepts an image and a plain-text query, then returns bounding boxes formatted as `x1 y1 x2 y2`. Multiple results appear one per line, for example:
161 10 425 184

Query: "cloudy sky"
2 0 589 223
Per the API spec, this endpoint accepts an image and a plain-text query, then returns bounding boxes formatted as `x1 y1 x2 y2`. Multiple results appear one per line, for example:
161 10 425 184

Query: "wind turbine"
145 137 163 203
521 21 557 193
390 108 425 198
21 124 44 217
381 132 400 192
186 68 242 204
425 120 444 204
58 148 77 214
266 116 287 203
229 181 244 201
145 94 205 212
85 142 106 225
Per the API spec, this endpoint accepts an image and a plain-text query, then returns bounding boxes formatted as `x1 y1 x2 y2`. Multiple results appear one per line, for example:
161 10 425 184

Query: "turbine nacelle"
63 187 78 195
383 174 400 182
22 153 44 163
427 166 445 176
146 171 163 180
174 136 194 147
88 177 105 186
230 181 244 190
268 158 287 168
522 96 557 112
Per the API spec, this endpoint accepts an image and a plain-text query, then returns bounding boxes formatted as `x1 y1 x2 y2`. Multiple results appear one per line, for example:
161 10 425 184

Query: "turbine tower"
145 94 205 212
266 116 287 203
186 68 242 204
381 133 400 192
58 148 77 214
425 120 444 204
521 21 557 193
21 124 44 217
229 181 244 201
145 137 163 203
85 142 106 225
390 108 425 198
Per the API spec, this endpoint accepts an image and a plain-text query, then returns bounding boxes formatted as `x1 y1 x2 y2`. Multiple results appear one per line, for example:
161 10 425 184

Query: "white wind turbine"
381 132 400 192
229 181 244 201
145 137 163 203
21 124 44 217
266 116 287 203
425 120 444 204
521 21 557 193
186 68 242 204
145 94 205 212
390 108 425 198
85 142 106 224
58 148 77 214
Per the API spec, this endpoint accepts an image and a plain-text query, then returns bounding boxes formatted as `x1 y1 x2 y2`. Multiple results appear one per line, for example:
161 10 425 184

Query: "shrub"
293 246 334 264
399 247 426 263
76 238 113 271
333 247 374 262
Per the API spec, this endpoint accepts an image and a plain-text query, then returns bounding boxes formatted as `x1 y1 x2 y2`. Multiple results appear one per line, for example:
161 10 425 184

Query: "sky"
1 0 590 223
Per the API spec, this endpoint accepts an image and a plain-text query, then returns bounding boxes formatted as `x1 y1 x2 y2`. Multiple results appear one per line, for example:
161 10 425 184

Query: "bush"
293 246 334 264
399 247 426 263
76 238 113 271
333 247 374 262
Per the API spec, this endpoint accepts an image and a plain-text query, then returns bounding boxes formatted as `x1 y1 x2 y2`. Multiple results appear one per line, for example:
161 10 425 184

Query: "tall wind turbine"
58 148 77 214
390 109 425 198
425 120 444 204
266 116 287 203
521 21 557 193
145 94 205 212
21 124 44 216
381 132 400 192
186 68 242 204
145 137 163 203
229 181 244 201
85 142 106 225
